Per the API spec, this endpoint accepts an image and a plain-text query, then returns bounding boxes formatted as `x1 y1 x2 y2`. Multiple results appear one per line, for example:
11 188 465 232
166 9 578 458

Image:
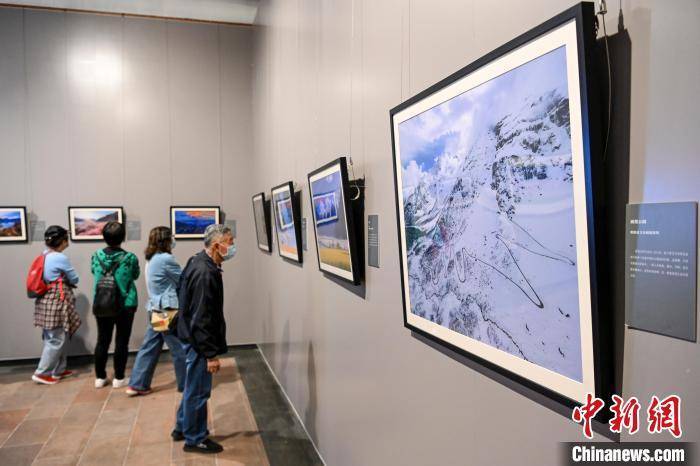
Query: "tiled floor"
0 347 310 466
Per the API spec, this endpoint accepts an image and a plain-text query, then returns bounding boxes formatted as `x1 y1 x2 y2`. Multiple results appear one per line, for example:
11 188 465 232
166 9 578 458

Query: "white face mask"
170 238 177 250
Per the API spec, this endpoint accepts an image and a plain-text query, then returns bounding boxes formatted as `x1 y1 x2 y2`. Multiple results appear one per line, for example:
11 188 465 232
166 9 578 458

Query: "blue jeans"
128 323 186 392
35 328 68 376
175 344 212 445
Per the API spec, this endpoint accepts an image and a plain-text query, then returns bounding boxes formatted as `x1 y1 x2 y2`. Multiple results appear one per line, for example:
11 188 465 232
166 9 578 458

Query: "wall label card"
302 218 308 251
126 220 141 241
368 214 379 268
30 220 45 242
625 202 697 341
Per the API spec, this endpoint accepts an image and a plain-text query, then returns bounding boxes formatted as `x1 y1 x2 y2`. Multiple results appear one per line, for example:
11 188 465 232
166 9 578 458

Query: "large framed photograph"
170 206 220 240
252 193 272 253
68 207 124 241
271 182 302 263
0 207 28 243
390 3 607 409
308 157 362 284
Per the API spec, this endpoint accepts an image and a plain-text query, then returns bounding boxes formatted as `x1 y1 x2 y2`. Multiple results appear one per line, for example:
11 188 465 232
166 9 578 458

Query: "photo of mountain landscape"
171 207 220 239
0 208 27 242
69 207 123 240
396 46 584 383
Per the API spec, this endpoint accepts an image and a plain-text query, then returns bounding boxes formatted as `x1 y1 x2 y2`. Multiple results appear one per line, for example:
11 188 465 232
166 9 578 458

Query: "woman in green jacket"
91 221 140 389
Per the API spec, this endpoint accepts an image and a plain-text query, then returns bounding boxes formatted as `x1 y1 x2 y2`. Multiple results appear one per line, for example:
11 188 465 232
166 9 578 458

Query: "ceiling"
0 0 260 24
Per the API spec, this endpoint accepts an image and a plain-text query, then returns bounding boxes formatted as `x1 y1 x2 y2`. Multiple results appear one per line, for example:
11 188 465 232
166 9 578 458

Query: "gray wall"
0 6 257 360
251 1 700 465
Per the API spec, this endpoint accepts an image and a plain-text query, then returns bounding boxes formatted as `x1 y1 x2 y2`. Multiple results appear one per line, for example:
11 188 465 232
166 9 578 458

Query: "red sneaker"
32 374 60 385
56 370 75 379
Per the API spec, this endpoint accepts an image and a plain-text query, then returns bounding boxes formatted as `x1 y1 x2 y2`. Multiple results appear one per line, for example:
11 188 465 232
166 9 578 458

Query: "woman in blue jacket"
126 226 185 396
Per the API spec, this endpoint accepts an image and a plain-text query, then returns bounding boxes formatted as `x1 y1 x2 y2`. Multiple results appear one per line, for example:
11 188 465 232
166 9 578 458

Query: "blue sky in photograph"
0 210 21 221
399 46 568 173
74 209 118 221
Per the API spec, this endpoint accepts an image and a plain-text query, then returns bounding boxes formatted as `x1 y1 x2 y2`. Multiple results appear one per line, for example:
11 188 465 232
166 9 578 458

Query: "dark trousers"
175 344 212 445
94 309 136 380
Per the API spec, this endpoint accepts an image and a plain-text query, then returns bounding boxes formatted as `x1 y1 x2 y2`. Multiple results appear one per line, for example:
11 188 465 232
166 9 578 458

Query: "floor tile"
36 424 92 460
3 417 59 447
0 408 29 434
0 443 43 465
32 455 80 466
124 441 171 465
77 434 130 466
26 403 70 420
59 401 103 427
90 407 138 439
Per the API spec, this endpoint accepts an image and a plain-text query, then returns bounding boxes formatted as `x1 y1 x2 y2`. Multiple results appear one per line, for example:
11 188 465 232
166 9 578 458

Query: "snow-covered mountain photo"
398 46 583 382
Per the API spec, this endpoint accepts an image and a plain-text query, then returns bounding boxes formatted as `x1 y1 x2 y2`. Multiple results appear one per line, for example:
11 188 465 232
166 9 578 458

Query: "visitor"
32 225 82 385
91 221 140 389
172 224 236 454
126 226 186 396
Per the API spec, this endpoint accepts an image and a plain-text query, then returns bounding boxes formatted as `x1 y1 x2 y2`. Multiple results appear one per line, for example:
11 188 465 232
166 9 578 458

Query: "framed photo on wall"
170 206 221 240
252 192 272 253
0 207 28 243
271 182 302 263
68 207 124 241
390 3 609 410
308 157 362 284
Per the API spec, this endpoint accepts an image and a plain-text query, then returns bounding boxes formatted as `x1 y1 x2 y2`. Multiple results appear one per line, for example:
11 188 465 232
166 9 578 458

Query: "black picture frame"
271 181 303 263
389 2 612 415
170 206 221 240
307 157 363 285
0 206 29 244
252 192 273 253
68 206 124 242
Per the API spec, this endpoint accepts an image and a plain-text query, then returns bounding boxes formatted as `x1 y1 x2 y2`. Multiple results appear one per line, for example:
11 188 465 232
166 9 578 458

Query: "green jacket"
91 248 140 309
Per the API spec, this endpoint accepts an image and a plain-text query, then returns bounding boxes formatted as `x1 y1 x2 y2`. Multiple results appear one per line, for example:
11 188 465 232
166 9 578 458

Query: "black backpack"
93 254 125 317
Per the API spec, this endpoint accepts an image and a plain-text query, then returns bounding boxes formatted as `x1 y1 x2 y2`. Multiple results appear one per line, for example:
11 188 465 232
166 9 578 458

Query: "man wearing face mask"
173 224 236 454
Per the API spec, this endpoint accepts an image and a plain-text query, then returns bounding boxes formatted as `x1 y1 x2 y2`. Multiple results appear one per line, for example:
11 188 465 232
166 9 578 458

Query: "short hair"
45 225 68 249
103 221 126 247
203 224 232 247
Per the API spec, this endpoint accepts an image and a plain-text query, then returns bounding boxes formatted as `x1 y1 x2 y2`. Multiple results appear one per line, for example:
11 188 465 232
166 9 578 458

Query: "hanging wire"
348 156 361 201
597 0 613 163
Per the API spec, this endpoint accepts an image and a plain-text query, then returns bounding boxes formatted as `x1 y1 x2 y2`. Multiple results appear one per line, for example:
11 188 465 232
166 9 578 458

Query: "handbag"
150 309 178 333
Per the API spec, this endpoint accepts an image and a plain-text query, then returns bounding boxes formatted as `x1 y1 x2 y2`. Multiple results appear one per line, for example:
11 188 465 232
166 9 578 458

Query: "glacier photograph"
398 46 584 382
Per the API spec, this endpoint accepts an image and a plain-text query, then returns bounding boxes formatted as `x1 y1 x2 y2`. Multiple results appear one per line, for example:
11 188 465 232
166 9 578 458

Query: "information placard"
368 214 379 268
625 202 697 341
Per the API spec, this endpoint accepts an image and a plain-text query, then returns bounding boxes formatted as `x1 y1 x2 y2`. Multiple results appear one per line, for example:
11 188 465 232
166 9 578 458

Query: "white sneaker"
112 378 128 388
95 378 109 388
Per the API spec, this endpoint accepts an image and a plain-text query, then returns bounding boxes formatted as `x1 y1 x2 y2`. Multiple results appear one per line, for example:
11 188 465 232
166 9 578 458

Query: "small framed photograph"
170 206 221 239
271 182 302 263
252 193 272 253
68 207 124 241
308 157 362 284
0 207 28 243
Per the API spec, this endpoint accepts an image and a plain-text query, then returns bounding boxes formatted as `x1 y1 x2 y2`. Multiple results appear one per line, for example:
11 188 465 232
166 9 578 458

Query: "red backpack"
26 254 49 298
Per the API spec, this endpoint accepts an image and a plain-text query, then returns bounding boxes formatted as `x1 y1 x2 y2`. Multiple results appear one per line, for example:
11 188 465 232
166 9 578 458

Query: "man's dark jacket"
177 251 227 359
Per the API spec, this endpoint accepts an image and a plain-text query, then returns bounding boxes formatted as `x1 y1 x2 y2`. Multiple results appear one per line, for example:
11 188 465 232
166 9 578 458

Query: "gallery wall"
250 1 700 465
0 6 257 360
